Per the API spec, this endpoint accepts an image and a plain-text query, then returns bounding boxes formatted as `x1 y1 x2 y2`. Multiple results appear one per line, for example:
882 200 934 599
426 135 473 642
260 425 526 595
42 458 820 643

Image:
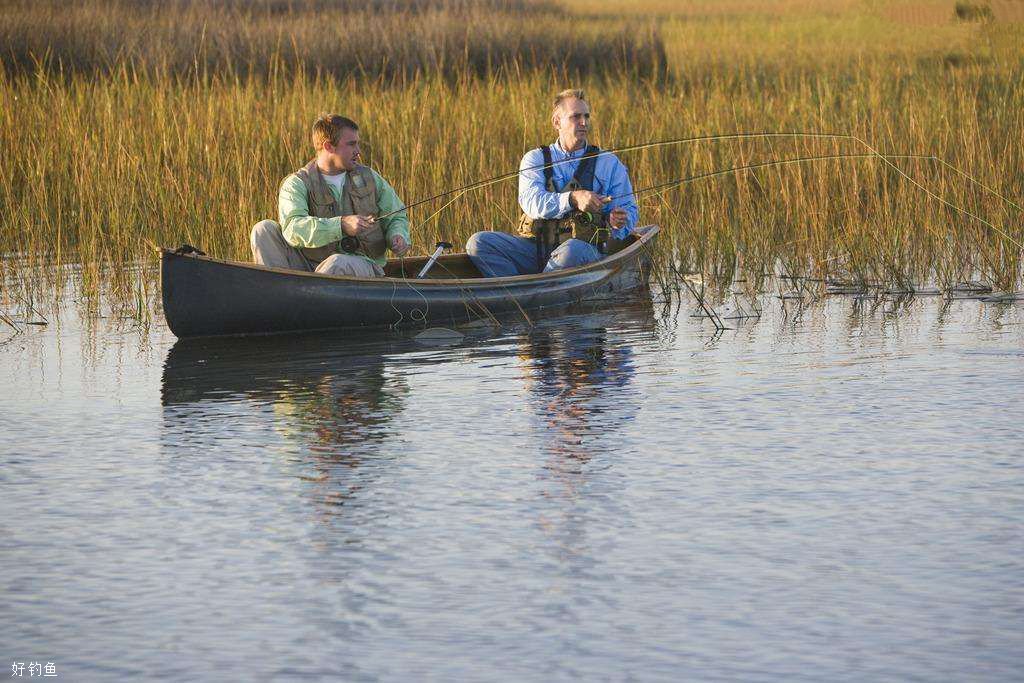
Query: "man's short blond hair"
552 89 586 116
311 113 359 150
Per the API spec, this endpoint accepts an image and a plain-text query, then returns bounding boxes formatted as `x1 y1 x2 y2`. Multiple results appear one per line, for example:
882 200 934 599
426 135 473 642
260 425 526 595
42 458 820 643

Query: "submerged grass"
0 0 1022 317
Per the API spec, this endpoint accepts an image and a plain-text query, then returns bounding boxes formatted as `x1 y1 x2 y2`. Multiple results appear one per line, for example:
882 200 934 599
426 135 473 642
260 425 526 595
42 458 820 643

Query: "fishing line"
931 156 1023 213
379 132 860 220
412 188 469 233
428 255 533 326
616 153 938 203
376 130 1022 249
835 137 1023 250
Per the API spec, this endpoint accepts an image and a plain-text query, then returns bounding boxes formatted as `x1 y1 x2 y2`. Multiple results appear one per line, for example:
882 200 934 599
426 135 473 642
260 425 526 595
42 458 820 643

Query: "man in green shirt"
251 113 411 277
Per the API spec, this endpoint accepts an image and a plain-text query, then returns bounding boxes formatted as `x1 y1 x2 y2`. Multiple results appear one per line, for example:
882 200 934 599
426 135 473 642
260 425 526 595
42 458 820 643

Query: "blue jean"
465 231 602 277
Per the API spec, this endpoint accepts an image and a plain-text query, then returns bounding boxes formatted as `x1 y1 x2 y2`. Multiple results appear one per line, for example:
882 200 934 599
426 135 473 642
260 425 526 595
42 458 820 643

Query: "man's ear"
551 112 560 131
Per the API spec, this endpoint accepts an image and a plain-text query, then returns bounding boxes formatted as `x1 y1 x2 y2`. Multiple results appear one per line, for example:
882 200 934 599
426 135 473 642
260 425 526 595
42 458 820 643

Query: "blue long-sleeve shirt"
518 141 639 240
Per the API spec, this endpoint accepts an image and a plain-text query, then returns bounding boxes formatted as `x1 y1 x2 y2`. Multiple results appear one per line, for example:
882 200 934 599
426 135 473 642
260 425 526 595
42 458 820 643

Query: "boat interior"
380 229 651 280
383 253 485 279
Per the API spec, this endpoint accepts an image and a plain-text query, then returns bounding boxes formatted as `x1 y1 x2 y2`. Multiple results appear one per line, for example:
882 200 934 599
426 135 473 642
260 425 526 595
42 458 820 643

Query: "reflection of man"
161 335 406 442
466 89 640 277
162 334 409 527
521 320 639 462
251 114 410 277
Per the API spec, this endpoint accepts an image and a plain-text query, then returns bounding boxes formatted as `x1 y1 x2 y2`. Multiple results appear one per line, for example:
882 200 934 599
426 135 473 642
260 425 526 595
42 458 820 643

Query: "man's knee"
465 231 493 256
251 219 282 248
316 254 384 278
562 238 595 258
546 239 601 271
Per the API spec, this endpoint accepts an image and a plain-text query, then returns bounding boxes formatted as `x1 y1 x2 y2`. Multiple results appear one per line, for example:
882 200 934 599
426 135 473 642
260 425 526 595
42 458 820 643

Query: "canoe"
160 225 659 338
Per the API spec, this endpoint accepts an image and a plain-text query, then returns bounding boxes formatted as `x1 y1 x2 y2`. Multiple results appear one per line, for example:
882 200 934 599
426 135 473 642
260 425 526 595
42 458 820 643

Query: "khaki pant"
250 220 385 278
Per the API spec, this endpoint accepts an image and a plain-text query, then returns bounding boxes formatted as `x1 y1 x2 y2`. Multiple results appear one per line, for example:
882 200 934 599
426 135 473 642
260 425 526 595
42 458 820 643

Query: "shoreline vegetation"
1 0 1022 321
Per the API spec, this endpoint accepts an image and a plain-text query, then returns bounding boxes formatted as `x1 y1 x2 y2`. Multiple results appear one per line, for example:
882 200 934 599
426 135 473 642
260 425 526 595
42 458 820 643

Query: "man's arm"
372 170 411 255
602 157 639 240
518 148 572 220
278 174 344 248
372 170 410 245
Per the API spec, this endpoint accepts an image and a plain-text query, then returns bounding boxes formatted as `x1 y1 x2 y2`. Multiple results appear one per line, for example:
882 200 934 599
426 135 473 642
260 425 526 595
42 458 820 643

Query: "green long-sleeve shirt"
278 167 411 266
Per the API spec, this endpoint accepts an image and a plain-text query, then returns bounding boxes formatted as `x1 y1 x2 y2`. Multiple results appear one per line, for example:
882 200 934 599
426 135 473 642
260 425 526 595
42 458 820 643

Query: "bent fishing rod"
609 152 937 204
378 131 860 221
375 130 1022 250
411 153 937 279
409 152 1005 280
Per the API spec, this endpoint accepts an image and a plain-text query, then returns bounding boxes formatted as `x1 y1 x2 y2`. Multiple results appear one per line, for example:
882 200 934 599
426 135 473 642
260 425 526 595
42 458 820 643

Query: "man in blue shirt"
466 89 640 277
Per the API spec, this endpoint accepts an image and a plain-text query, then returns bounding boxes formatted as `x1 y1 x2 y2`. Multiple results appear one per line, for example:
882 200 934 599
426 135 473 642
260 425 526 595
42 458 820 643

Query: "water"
2 291 1023 681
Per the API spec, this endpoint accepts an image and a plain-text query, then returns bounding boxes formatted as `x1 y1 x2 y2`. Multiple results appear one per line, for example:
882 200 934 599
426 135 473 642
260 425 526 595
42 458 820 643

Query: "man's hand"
569 190 609 214
341 214 375 237
390 235 410 256
607 207 628 229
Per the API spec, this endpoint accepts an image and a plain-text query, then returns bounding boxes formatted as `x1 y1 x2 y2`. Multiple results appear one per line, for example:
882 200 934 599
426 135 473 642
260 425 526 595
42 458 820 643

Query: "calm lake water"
2 287 1022 681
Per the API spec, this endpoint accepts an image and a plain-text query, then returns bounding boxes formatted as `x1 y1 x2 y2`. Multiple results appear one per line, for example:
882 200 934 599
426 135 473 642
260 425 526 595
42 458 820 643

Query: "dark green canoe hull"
160 226 658 338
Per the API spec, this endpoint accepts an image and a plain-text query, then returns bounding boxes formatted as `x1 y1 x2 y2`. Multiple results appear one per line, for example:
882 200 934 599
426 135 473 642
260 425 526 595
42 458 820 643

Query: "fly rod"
365 127 1020 252
377 131 862 221
608 152 938 204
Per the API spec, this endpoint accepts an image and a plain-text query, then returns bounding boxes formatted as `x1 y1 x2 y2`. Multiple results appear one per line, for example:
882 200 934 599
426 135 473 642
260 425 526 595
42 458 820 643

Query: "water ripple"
2 296 1023 679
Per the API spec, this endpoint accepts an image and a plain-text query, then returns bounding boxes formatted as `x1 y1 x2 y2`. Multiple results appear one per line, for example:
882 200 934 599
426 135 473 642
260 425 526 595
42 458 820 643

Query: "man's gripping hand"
341 215 376 237
607 207 628 229
569 190 609 214
389 235 410 256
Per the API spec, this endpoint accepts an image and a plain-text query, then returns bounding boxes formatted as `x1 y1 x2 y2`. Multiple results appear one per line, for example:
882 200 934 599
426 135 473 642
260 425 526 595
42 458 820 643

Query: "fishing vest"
294 160 385 263
517 145 610 251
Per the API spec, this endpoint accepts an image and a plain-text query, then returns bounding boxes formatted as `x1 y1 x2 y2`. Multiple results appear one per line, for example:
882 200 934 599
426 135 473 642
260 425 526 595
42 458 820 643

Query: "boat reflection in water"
160 331 411 517
159 299 659 542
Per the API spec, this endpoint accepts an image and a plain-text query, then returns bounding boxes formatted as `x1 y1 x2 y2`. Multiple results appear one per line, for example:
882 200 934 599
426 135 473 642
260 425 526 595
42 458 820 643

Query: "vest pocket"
358 224 387 259
347 183 374 207
308 188 338 218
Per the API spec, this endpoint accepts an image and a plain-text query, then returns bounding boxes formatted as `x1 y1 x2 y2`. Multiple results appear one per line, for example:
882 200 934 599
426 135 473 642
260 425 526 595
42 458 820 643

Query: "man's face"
553 97 591 148
327 127 361 171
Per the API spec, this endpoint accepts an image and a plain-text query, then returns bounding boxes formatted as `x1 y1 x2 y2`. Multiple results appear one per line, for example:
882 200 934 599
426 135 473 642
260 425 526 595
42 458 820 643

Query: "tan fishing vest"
517 145 607 250
294 160 385 263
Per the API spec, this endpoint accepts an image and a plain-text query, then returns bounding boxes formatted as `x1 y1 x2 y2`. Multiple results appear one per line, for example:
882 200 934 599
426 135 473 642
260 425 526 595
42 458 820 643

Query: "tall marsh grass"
1 0 1022 316
0 0 664 80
